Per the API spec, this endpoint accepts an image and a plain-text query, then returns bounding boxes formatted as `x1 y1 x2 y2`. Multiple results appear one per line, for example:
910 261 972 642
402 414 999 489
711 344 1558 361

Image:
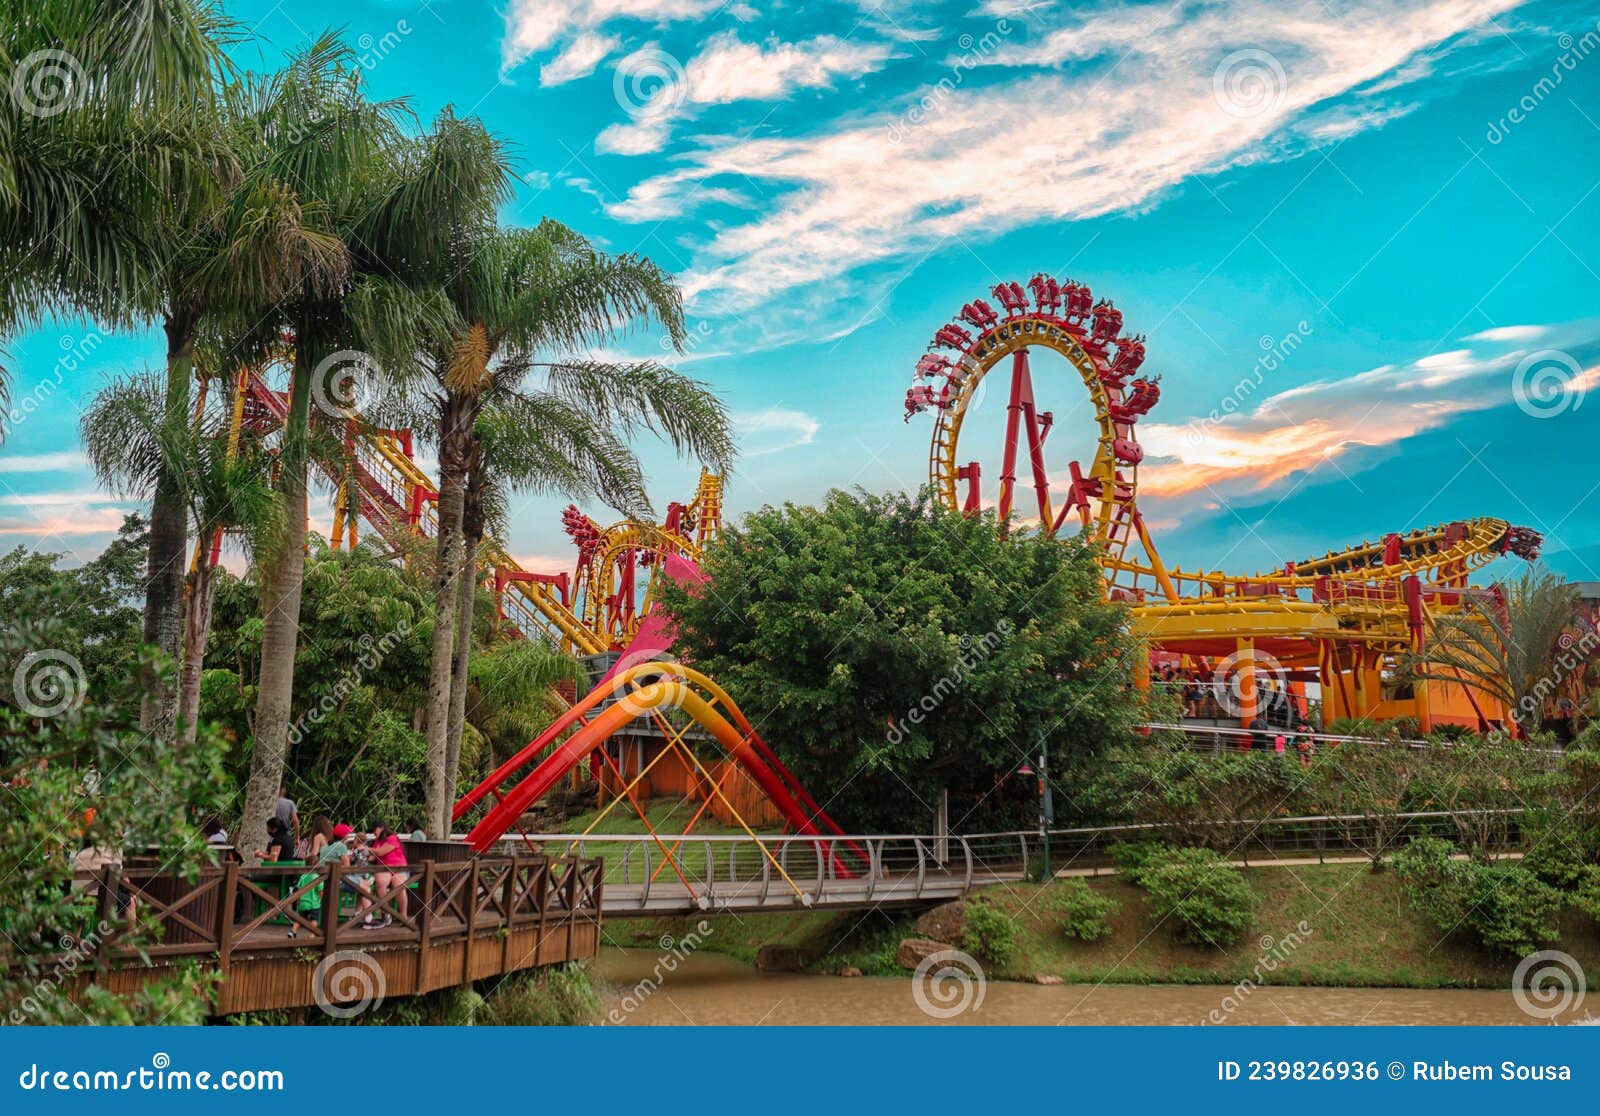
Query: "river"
593 948 1584 1026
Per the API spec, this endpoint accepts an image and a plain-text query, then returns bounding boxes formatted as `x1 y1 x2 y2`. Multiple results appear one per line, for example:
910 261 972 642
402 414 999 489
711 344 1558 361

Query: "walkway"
50 854 602 1015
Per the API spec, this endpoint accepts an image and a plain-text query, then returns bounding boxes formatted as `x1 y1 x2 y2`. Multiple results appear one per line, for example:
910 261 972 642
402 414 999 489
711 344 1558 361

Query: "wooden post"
500 858 516 974
564 864 578 962
218 862 239 973
322 863 342 956
94 865 119 969
461 860 479 984
415 860 435 995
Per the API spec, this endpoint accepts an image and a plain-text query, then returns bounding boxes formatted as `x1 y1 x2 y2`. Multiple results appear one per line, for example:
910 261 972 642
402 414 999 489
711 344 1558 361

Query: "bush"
961 898 1019 969
476 963 601 1026
1107 840 1164 885
1140 847 1256 948
1055 879 1119 941
1392 838 1562 956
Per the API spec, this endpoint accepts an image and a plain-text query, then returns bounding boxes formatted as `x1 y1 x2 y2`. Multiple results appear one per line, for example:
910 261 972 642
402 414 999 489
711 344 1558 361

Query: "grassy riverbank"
607 861 1600 989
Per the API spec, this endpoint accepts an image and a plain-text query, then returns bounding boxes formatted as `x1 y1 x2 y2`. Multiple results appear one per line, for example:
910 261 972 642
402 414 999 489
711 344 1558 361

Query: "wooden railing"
28 854 604 1016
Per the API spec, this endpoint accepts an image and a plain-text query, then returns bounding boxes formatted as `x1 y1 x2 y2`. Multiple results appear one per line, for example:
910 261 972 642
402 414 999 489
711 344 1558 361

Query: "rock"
837 966 863 978
914 900 968 944
755 944 821 973
1034 973 1064 986
897 937 955 970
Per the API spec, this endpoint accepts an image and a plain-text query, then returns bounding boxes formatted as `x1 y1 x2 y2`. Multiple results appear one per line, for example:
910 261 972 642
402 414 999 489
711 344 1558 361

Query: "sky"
3 0 1599 587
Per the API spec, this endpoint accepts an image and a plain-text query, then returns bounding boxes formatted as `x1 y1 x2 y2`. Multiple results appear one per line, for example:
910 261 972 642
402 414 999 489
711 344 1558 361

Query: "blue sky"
3 0 1599 586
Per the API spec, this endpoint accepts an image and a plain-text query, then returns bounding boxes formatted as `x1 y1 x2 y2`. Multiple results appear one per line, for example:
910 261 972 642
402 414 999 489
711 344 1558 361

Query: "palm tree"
457 637 581 790
360 204 736 833
228 34 417 860
1404 567 1579 735
79 368 277 745
1 2 244 738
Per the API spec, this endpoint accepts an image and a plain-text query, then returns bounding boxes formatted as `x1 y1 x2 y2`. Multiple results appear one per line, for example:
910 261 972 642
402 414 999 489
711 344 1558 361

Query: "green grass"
608 862 1600 989
537 797 776 883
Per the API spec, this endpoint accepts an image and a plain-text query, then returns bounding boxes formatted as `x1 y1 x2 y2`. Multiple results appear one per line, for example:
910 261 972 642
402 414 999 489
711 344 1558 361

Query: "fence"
10 853 604 1016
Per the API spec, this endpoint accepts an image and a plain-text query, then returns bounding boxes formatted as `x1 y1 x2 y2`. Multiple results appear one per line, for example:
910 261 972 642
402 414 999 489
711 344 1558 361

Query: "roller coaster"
903 276 1542 732
216 273 1542 848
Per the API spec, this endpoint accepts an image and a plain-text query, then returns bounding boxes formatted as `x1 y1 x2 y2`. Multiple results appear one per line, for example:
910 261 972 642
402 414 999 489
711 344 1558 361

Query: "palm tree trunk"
445 466 484 798
424 391 474 835
177 552 217 748
140 312 197 742
238 343 314 860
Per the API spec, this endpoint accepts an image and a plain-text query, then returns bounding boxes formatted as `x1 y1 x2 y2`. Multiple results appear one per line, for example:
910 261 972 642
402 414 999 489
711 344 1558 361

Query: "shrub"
476 963 601 1026
961 898 1019 969
1055 879 1119 941
1140 847 1256 948
1107 840 1164 885
1392 838 1562 956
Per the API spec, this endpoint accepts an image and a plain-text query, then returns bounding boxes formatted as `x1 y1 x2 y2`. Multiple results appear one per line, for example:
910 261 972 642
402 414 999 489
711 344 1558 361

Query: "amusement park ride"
903 277 1542 732
214 273 1542 849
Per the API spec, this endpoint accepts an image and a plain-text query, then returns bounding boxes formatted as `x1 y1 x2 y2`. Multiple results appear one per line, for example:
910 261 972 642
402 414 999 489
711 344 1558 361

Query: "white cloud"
604 0 1520 312
501 0 723 74
735 408 821 456
541 31 622 85
1137 327 1600 503
1466 324 1550 342
0 450 89 472
598 32 899 155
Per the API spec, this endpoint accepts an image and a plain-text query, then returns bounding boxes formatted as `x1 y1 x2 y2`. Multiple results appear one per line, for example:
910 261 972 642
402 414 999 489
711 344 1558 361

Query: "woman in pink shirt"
370 824 410 922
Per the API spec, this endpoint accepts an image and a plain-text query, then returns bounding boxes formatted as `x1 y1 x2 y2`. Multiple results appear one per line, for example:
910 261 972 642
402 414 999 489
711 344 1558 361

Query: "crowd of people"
212 785 429 931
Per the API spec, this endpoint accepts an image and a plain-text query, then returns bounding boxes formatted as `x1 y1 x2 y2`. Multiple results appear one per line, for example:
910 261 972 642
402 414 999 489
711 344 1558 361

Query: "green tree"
657 489 1148 831
0 515 148 702
0 588 227 1023
1403 568 1579 734
359 206 733 833
229 33 417 860
203 540 432 828
80 369 278 745
1307 736 1427 869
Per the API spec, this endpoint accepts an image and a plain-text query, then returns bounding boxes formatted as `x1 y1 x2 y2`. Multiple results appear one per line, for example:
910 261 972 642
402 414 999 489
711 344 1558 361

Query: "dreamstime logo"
613 47 686 120
606 921 714 1023
312 950 386 1019
885 621 1012 745
8 331 102 428
1511 349 1586 418
1486 21 1600 144
309 350 390 419
356 20 411 72
1212 49 1287 119
911 948 986 1019
1183 321 1312 446
611 649 688 721
1512 950 1586 1021
1210 647 1286 718
1205 921 1314 1023
887 20 1013 142
289 620 410 745
11 49 85 117
12 649 86 717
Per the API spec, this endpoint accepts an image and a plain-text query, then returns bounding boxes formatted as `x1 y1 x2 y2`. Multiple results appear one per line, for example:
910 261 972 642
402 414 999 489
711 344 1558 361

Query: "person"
302 814 334 862
370 824 410 921
301 823 353 928
346 830 381 927
1295 721 1316 768
253 817 295 863
404 817 426 842
274 785 299 844
201 817 229 846
72 841 136 924
1249 713 1271 752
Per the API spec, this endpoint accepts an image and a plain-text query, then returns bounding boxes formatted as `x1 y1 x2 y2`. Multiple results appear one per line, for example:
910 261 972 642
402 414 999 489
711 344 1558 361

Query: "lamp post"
1020 732 1053 882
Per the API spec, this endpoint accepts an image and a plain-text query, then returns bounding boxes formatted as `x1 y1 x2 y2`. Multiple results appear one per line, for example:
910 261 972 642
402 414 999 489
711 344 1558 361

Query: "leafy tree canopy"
657 489 1149 831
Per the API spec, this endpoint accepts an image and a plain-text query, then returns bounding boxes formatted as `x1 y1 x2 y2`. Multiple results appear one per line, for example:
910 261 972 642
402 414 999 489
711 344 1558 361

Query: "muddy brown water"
593 948 1587 1026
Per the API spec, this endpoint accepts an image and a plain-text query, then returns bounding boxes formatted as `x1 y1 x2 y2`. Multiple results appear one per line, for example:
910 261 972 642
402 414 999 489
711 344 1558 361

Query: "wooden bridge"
49 853 602 1016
